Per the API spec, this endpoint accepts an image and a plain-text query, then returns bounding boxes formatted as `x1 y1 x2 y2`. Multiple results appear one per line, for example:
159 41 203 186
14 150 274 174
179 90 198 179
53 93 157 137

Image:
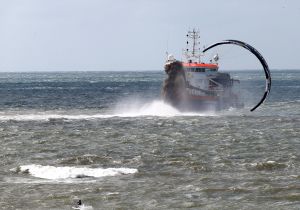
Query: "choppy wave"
58 154 112 165
0 100 215 121
0 113 114 121
246 161 288 171
14 165 138 180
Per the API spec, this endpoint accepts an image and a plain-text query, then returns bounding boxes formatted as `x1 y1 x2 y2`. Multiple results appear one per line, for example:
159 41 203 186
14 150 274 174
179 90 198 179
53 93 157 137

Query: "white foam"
18 165 138 180
114 100 211 117
72 204 94 210
0 100 215 121
0 114 113 121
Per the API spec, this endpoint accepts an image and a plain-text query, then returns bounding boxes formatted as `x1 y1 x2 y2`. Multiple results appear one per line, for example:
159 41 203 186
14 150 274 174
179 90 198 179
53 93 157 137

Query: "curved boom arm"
203 40 271 112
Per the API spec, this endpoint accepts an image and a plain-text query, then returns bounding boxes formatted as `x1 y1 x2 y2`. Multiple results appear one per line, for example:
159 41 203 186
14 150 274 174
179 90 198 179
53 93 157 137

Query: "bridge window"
196 68 205 72
206 68 217 72
185 67 216 72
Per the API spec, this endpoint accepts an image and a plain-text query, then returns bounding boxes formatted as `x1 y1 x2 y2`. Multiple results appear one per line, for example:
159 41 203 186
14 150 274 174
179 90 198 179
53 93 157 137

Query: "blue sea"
0 70 299 209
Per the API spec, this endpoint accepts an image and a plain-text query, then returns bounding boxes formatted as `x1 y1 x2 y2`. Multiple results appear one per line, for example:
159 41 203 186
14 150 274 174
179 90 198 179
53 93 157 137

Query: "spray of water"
113 99 215 117
0 99 215 121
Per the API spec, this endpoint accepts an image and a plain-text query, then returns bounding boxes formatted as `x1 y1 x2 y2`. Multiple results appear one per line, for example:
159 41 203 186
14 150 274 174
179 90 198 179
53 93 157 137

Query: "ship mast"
184 29 201 63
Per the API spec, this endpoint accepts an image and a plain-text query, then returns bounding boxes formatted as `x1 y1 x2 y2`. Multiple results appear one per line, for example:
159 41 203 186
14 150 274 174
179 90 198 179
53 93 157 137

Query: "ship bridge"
183 63 218 73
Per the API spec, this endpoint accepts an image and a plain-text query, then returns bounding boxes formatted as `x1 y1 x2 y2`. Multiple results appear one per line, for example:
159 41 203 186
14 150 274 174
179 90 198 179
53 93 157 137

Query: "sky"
0 0 300 71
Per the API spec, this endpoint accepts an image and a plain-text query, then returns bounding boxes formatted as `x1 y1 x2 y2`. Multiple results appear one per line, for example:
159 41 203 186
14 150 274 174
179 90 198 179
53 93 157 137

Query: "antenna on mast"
184 29 201 63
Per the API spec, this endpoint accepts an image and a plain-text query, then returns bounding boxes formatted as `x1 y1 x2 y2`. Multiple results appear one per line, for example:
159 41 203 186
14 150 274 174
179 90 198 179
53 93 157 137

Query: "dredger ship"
162 30 244 111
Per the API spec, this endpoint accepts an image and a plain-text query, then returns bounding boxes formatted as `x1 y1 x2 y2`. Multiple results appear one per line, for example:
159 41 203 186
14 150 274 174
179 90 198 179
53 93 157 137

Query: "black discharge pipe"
203 40 271 112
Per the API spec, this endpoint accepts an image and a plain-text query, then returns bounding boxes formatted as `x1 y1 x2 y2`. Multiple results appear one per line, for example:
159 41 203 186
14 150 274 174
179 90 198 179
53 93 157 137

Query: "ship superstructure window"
185 67 218 72
185 68 206 72
196 68 205 72
206 68 217 72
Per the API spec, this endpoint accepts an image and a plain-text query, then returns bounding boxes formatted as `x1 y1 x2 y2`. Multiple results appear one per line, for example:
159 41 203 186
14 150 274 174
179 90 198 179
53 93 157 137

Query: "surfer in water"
72 199 82 209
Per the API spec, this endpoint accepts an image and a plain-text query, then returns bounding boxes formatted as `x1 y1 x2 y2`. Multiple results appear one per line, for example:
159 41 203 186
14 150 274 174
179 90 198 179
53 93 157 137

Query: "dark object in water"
77 200 82 206
72 199 82 209
203 40 271 111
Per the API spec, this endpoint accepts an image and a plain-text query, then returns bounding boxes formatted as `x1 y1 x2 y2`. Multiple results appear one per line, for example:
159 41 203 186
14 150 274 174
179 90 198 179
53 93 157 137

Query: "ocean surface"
0 70 299 209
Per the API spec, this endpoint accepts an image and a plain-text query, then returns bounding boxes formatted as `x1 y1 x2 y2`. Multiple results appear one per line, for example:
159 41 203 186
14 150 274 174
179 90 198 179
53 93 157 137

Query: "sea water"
0 70 299 209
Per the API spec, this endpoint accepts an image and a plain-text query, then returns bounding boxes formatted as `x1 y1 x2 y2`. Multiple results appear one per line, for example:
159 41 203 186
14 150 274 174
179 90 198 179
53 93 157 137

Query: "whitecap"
0 114 114 121
17 164 138 180
72 204 94 210
0 100 216 121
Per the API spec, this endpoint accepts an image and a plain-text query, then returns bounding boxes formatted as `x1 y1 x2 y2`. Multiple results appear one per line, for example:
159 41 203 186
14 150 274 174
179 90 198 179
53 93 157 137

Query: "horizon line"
0 68 299 73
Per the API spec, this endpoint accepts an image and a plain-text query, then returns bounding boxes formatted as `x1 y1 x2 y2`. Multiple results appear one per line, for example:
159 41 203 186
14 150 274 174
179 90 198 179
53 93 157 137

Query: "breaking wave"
14 165 138 180
0 100 215 121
